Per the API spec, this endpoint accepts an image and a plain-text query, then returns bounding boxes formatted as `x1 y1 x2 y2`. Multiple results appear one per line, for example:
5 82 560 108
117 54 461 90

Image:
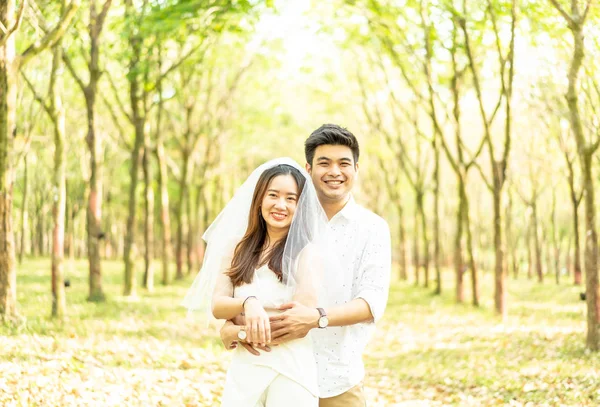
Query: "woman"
183 158 327 407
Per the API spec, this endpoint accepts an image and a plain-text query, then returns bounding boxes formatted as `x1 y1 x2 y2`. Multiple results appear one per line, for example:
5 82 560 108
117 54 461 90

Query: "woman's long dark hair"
227 164 306 287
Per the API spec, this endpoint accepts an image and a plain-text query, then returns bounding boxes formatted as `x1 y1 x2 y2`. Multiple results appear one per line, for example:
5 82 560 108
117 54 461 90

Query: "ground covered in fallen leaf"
1 258 599 406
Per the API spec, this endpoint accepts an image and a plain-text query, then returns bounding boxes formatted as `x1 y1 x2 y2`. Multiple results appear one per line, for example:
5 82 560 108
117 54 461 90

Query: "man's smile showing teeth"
271 213 287 221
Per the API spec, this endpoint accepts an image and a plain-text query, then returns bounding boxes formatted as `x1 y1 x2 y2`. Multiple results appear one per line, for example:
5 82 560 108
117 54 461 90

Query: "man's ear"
355 162 360 174
305 162 312 174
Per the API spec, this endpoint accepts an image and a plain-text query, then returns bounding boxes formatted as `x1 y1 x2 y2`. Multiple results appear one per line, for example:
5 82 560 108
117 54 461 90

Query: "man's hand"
219 320 239 350
269 301 320 344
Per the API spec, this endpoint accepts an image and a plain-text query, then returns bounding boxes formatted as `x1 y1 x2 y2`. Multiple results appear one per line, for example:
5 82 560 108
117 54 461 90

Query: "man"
222 124 391 406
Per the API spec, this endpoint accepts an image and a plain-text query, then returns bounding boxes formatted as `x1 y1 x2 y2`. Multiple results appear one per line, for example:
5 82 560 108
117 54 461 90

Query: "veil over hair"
182 157 332 321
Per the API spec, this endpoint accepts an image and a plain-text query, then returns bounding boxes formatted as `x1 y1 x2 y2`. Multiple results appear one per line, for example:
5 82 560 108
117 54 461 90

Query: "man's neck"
321 195 351 220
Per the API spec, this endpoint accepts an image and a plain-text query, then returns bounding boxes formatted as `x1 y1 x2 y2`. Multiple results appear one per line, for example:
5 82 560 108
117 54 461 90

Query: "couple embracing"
183 124 391 406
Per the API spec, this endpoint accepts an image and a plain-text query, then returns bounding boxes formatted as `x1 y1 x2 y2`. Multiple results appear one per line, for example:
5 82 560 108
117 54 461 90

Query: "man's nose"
328 165 342 176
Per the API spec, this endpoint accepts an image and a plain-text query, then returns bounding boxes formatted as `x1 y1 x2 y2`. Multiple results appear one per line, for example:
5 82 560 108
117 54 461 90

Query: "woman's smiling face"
260 174 299 232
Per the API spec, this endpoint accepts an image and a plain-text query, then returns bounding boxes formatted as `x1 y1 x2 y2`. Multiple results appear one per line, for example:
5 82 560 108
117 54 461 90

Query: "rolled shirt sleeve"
354 217 392 322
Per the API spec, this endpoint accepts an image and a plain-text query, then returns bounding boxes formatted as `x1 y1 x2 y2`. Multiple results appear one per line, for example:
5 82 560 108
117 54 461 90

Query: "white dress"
220 265 319 406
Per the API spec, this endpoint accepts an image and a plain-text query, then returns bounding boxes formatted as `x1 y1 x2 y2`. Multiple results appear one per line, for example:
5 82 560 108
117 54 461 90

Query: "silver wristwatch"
237 327 247 340
317 308 328 329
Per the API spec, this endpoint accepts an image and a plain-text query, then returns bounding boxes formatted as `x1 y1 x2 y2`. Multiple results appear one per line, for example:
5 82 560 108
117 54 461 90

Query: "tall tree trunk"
156 140 172 285
86 98 104 301
464 196 479 306
186 187 195 275
554 3 600 348
37 207 44 256
433 135 441 295
123 125 144 296
413 201 420 286
532 201 543 283
573 200 582 285
50 45 67 319
85 0 108 302
505 189 514 279
455 179 466 303
417 191 429 288
396 202 408 281
122 19 145 296
568 164 583 285
551 191 561 285
582 154 599 349
526 214 533 280
19 154 28 264
175 153 189 280
0 0 18 320
142 143 154 290
492 185 504 315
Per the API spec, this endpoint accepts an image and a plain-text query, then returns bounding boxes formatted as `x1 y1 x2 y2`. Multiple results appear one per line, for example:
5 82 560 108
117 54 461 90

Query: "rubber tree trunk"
416 191 429 288
84 0 107 302
142 143 154 291
492 177 505 318
0 0 18 320
123 125 144 296
413 199 420 286
532 201 543 283
50 45 67 319
464 195 479 307
454 179 466 303
433 134 441 295
186 187 195 275
19 154 28 264
396 202 408 281
156 140 172 285
122 25 145 297
175 152 189 280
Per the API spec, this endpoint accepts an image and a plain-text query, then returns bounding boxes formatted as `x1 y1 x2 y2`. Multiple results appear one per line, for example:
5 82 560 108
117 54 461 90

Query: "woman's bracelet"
242 296 257 309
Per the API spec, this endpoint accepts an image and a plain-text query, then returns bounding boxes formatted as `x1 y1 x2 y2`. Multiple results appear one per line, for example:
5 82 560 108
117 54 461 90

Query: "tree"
63 0 113 302
547 0 599 350
1 0 79 319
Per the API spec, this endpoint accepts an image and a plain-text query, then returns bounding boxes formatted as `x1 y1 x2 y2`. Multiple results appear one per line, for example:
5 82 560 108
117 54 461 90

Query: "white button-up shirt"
312 196 391 398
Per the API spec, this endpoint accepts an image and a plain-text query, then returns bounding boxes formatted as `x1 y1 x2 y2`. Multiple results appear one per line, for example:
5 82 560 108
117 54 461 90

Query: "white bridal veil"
181 157 334 320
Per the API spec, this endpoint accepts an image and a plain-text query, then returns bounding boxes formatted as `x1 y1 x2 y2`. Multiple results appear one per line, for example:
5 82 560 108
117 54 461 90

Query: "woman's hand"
243 297 271 347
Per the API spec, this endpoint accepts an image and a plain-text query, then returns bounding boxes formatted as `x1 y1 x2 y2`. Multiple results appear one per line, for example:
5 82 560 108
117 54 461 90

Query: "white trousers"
254 372 317 407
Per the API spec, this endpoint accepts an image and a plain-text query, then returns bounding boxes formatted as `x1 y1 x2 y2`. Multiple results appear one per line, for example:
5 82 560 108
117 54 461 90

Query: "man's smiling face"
306 144 358 205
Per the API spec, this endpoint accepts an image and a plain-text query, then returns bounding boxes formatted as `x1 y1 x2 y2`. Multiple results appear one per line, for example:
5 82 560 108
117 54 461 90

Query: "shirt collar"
330 195 358 222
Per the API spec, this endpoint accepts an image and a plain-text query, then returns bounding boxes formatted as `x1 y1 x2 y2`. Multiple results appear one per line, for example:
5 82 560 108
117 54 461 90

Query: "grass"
1 258 599 406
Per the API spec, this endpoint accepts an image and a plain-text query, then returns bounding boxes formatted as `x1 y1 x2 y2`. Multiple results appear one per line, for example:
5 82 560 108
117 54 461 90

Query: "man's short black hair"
304 124 360 166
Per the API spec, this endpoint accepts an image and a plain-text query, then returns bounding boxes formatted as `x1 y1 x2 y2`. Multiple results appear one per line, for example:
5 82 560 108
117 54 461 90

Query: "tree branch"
62 51 86 94
104 69 134 124
19 0 80 67
547 0 575 25
100 91 132 150
21 71 53 118
0 0 27 48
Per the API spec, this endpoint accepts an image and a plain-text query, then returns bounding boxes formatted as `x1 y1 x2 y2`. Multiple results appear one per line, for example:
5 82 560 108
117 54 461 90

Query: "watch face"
237 330 247 340
318 316 329 328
